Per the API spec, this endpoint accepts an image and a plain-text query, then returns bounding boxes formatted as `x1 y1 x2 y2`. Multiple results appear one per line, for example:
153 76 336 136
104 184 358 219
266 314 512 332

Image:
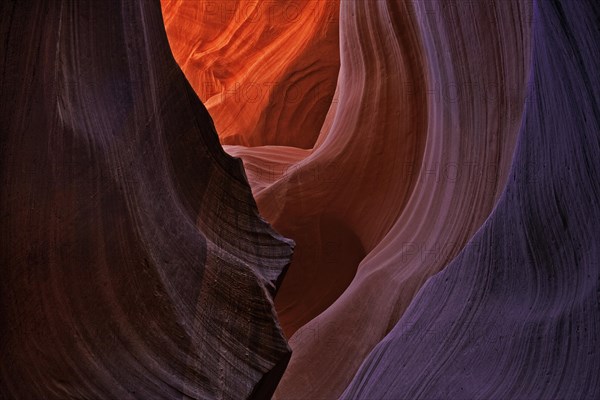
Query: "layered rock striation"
0 1 292 398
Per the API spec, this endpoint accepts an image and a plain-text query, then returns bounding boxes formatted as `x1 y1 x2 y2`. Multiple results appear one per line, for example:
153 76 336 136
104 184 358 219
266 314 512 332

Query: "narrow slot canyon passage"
162 1 600 399
161 0 429 340
2 0 599 399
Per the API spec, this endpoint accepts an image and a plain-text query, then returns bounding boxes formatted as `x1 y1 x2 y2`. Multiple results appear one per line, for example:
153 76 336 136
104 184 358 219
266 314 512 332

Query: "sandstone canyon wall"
161 0 340 148
2 0 599 399
342 1 600 398
1 1 292 398
165 0 599 398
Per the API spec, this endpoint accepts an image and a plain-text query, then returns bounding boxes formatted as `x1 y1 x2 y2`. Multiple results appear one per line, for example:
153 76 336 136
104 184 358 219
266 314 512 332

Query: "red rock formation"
0 1 292 398
161 0 340 148
170 0 532 398
224 2 533 398
235 0 429 341
342 1 600 397
5 0 599 398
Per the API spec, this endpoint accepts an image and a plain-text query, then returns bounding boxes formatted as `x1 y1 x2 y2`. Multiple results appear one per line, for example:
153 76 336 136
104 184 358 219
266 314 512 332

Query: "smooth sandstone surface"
224 1 533 398
162 0 340 148
343 1 600 398
166 0 599 399
242 0 429 341
276 0 533 394
2 0 599 399
0 1 292 399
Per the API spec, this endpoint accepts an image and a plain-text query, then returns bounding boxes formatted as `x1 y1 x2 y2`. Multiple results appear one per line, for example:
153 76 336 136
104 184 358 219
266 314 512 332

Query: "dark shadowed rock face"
0 1 293 399
342 1 600 399
2 0 600 398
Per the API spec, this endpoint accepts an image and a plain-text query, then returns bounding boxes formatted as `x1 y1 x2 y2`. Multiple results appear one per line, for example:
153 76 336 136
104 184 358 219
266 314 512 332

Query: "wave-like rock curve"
161 0 340 148
3 0 599 398
0 1 292 399
343 1 600 398
165 0 599 398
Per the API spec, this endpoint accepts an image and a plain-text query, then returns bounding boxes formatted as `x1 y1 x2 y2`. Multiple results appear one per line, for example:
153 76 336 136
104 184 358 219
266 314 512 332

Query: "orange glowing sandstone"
161 0 340 148
162 1 530 399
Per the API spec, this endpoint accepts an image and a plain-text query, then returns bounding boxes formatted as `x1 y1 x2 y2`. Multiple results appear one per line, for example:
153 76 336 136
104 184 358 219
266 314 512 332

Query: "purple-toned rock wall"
342 1 600 398
2 0 599 398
